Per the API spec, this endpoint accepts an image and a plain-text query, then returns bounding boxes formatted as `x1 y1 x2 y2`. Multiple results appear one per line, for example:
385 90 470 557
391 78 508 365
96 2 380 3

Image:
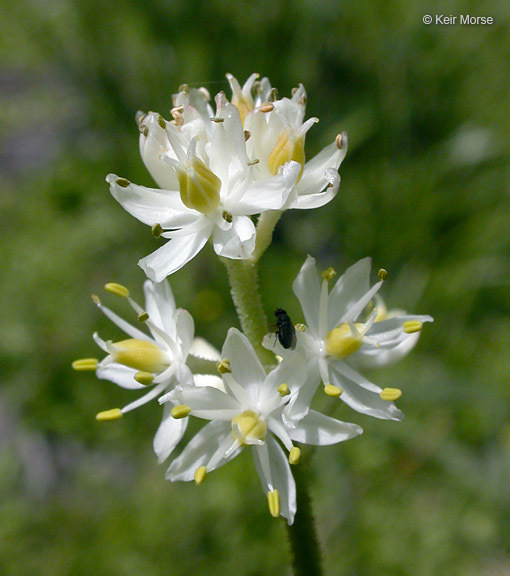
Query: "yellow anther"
72 358 98 371
222 211 233 223
322 267 337 282
267 130 305 176
177 156 221 214
277 383 290 397
247 159 260 166
295 323 306 332
194 466 207 485
324 324 364 360
171 405 191 419
96 408 123 422
289 447 301 465
231 410 267 445
104 283 130 298
110 339 168 373
267 489 280 518
210 117 225 123
156 114 166 129
335 133 344 149
403 320 423 334
137 312 149 322
380 388 402 401
133 371 154 386
244 130 251 141
217 359 231 374
258 102 274 113
115 178 130 188
151 223 163 238
377 268 388 281
91 294 101 305
324 384 343 397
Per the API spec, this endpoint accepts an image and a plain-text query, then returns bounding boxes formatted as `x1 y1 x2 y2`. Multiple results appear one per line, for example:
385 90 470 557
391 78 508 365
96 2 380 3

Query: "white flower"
230 74 348 210
107 90 300 281
160 328 362 524
264 256 433 423
72 279 196 462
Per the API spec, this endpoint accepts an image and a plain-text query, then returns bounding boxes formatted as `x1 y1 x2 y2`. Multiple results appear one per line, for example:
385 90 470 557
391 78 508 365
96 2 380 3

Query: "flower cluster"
74 74 432 524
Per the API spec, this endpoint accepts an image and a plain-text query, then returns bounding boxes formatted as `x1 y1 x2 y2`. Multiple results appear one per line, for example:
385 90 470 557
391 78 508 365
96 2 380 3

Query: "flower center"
231 410 267 446
324 323 365 360
109 339 169 373
177 155 221 214
267 130 305 177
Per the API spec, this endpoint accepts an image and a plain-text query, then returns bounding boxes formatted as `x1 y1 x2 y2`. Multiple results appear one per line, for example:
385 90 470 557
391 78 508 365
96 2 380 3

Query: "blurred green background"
1 0 509 574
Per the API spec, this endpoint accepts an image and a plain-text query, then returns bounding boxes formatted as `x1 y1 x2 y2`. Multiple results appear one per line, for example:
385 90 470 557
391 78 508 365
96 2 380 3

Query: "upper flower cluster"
107 74 347 281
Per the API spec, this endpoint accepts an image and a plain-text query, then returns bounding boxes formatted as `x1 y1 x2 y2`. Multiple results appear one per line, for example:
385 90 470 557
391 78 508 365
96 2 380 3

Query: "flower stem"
287 461 324 576
251 210 283 264
221 258 275 366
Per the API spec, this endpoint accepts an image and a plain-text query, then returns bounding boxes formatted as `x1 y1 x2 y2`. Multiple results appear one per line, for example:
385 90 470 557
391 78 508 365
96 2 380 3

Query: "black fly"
273 308 297 350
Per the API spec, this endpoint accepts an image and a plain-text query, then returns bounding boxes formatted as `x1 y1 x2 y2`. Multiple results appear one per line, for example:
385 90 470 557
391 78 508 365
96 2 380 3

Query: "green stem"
221 257 275 366
287 461 324 576
251 210 283 264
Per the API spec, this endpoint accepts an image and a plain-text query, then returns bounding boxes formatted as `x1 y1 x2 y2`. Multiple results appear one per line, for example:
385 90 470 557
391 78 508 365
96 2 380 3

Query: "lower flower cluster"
73 256 432 524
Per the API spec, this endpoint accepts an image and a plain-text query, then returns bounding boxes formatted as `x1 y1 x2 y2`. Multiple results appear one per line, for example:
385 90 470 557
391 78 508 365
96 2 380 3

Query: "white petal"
153 403 188 463
170 384 240 419
175 309 195 357
193 374 225 390
143 279 177 337
96 363 146 390
212 215 255 260
329 363 403 421
189 337 221 361
288 410 363 445
252 437 296 525
260 354 307 405
230 162 301 214
139 222 212 281
222 328 266 399
165 420 233 481
106 174 195 228
292 255 321 336
294 168 339 210
327 258 372 330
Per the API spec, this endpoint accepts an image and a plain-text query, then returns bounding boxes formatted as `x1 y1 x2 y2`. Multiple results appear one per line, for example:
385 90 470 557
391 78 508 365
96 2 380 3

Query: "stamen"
222 211 233 223
135 110 147 127
322 267 337 282
244 130 251 141
170 105 184 114
258 102 274 113
403 320 423 334
210 117 225 123
335 133 344 149
377 268 388 281
171 405 191 419
134 371 154 386
137 312 149 322
277 383 290 397
115 178 130 188
268 88 279 102
96 408 122 422
91 294 101 305
72 358 98 371
289 447 301 465
104 283 129 298
217 359 231 374
247 159 260 166
324 384 343 397
178 84 189 94
151 223 163 238
156 114 166 129
194 466 207 485
380 388 402 401
267 489 280 518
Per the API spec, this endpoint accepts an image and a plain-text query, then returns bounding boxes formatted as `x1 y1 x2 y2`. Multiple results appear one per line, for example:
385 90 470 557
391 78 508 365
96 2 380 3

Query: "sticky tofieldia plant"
73 73 432 575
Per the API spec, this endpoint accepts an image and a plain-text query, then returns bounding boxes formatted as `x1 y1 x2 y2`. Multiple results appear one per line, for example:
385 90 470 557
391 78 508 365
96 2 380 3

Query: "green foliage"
1 0 509 574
